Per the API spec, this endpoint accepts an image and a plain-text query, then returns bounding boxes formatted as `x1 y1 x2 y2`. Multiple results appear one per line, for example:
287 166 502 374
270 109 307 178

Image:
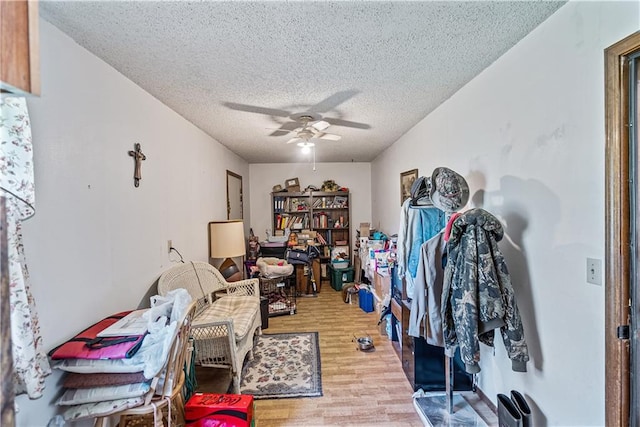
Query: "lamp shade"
208 220 246 259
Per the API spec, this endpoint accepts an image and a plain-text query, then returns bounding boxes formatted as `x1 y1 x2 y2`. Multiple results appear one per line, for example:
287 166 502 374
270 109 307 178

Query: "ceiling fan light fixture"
297 141 315 154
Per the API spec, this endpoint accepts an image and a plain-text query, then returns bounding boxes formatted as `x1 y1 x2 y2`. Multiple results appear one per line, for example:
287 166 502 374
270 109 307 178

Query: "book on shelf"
316 233 327 245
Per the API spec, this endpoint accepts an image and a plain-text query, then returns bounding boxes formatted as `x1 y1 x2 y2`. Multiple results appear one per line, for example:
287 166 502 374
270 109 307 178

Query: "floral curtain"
1 97 50 398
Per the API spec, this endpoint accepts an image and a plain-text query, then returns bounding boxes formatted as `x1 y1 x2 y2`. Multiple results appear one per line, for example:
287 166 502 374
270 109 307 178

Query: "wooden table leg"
312 259 321 293
295 264 305 295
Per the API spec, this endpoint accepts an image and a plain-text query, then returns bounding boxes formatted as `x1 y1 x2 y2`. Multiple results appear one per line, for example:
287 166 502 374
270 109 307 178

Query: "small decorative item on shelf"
287 232 298 247
248 228 260 260
321 179 339 192
272 184 283 192
333 195 348 207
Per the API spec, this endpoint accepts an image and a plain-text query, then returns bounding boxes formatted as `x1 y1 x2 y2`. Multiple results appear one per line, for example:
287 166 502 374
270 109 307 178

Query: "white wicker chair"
157 261 261 393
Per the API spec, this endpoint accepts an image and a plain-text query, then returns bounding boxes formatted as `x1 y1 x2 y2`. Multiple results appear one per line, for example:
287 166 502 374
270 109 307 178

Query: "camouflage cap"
429 167 469 213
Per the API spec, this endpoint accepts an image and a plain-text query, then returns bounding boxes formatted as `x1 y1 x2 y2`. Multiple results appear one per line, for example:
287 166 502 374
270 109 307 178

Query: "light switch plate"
587 258 602 286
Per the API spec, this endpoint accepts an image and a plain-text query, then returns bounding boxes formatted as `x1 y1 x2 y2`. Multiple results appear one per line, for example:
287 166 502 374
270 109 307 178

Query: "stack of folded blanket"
49 289 192 422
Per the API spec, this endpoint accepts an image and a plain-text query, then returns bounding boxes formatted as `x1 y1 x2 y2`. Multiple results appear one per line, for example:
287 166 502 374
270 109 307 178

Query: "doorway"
226 170 243 220
605 31 640 427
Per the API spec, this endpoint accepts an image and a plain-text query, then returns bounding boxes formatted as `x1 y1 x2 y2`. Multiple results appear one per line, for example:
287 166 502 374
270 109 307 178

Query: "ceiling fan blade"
268 121 302 137
267 129 293 136
286 137 302 144
269 130 291 137
311 120 330 132
223 102 291 117
318 133 341 141
310 90 359 113
324 117 371 130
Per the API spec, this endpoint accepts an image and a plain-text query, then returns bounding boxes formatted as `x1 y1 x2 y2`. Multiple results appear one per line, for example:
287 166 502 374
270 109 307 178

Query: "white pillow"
56 382 150 406
52 358 146 375
62 397 144 421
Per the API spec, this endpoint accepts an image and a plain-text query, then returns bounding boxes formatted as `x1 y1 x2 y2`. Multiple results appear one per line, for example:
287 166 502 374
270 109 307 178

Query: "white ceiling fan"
283 114 342 145
223 91 371 141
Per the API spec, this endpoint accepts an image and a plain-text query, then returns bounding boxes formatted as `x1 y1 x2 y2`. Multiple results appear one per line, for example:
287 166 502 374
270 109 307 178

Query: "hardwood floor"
196 286 424 426
255 287 423 426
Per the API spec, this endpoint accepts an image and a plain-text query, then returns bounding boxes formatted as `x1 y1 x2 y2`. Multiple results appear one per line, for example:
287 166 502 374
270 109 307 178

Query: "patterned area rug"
240 332 322 399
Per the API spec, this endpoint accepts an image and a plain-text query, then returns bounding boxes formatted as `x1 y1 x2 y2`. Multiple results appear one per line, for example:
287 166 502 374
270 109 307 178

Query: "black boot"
510 390 531 427
497 394 522 427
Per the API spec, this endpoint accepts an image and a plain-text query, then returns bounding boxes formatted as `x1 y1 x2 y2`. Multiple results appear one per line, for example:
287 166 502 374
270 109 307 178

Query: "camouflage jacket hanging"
442 208 529 374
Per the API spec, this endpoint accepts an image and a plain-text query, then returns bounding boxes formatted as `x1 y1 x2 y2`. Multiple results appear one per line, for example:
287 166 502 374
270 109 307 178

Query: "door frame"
605 31 640 427
226 170 243 220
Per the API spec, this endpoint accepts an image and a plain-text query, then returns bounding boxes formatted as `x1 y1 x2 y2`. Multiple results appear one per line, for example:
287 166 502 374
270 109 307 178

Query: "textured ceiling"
40 1 565 163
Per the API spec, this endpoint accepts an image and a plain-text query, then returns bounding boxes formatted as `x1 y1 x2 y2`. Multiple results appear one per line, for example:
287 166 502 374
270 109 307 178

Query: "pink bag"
49 311 146 360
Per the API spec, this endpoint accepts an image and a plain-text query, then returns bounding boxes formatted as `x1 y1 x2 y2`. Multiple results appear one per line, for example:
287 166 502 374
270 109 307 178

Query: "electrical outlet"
167 240 172 254
587 258 602 285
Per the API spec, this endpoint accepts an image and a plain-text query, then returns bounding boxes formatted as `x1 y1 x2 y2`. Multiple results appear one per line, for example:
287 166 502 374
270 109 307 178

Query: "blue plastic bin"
358 289 374 313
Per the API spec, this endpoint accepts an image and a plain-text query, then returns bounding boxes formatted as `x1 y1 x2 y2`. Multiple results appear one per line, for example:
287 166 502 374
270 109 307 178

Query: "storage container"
259 276 296 316
332 260 349 269
358 289 374 313
185 393 254 427
329 265 355 291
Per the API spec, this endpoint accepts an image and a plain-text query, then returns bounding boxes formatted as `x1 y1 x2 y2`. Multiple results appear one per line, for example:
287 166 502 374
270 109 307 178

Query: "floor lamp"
208 220 246 282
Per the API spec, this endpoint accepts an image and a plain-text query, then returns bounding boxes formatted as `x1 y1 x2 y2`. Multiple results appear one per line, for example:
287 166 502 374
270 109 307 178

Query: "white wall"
372 2 638 426
14 19 249 426
249 162 371 247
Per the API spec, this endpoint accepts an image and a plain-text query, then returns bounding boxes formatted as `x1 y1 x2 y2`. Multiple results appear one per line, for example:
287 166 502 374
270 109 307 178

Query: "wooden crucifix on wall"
128 143 146 187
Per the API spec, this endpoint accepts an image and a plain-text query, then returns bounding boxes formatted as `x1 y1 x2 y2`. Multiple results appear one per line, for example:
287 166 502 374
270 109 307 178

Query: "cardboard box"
359 222 370 238
285 177 300 193
374 271 391 298
185 393 254 427
302 229 317 238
